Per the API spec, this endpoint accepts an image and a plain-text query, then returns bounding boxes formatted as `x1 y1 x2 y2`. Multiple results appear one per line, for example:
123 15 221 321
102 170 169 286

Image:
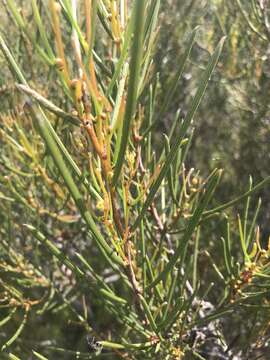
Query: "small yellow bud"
53 2 61 13
126 151 136 166
96 199 104 211
192 177 199 186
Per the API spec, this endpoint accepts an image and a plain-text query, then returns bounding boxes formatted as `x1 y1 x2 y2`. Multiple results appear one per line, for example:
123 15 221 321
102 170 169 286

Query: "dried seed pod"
260 249 267 257
70 109 78 117
70 79 82 102
100 112 107 120
55 58 64 71
114 37 121 45
70 78 79 89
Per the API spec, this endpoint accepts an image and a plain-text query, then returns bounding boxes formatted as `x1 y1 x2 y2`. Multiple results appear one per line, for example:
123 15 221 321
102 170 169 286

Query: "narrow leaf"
132 38 225 231
147 169 222 289
112 0 146 185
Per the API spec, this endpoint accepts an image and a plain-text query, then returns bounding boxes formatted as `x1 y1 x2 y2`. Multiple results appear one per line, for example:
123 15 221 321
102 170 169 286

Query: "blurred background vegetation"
156 0 270 233
0 0 270 359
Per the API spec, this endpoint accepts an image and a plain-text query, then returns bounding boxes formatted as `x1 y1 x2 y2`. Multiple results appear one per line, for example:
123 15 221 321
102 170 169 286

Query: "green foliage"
0 1 270 359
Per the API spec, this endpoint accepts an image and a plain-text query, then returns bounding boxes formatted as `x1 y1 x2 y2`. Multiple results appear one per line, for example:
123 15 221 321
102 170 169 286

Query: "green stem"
26 103 124 268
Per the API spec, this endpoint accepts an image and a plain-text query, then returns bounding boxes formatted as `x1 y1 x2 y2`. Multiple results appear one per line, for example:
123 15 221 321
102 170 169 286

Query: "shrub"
0 1 270 359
